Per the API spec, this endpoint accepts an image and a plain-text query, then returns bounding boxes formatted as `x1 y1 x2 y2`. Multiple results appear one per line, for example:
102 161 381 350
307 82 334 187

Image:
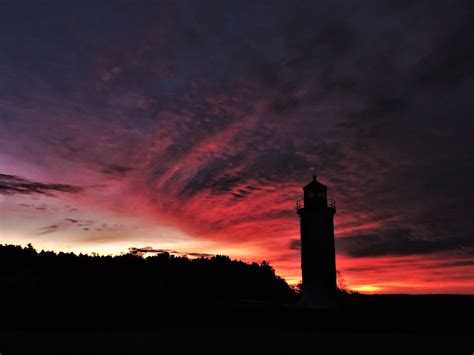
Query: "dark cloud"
186 252 214 258
36 218 99 236
38 224 59 235
436 260 474 268
102 164 135 178
415 12 474 89
128 247 213 259
289 239 301 251
128 247 180 255
0 174 83 196
336 228 474 258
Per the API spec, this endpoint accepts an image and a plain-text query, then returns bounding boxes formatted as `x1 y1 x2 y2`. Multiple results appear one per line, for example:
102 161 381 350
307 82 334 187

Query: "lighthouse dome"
303 175 327 192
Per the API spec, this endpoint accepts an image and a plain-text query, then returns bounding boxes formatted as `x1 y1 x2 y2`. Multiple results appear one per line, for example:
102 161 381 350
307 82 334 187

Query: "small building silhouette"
296 173 336 308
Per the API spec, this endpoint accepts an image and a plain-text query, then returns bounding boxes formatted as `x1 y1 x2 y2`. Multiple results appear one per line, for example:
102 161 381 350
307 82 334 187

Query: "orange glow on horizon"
351 285 383 293
1 172 473 295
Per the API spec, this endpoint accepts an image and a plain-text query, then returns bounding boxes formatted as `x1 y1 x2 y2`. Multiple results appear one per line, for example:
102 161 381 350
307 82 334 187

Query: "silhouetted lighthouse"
296 173 336 308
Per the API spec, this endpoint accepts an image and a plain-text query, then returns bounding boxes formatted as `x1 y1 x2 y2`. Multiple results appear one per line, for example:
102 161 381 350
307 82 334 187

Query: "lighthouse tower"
296 173 337 308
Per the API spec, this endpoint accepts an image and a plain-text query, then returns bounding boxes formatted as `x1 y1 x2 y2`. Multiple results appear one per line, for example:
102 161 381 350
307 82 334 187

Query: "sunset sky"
1 0 473 294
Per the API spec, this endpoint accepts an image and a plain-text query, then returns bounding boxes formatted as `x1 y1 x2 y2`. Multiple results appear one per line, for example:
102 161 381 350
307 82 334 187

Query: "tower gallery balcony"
296 198 336 213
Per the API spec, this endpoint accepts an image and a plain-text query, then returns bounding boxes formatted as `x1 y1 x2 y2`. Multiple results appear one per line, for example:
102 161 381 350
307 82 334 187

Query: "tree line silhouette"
0 243 363 332
0 243 300 305
1 243 472 336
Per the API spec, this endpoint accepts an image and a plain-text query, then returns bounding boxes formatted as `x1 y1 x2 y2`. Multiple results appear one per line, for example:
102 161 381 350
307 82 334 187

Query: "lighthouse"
296 173 337 308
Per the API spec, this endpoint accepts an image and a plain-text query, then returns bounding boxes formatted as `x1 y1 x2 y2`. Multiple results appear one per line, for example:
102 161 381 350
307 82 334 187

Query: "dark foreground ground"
1 328 471 355
0 294 473 355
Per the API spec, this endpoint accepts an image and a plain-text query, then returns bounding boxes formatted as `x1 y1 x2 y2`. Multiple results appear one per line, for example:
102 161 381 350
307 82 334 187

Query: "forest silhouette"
0 243 301 304
1 242 472 340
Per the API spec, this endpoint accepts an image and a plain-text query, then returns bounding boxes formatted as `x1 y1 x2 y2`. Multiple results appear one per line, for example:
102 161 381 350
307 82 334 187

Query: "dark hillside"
0 243 472 339
0 243 297 305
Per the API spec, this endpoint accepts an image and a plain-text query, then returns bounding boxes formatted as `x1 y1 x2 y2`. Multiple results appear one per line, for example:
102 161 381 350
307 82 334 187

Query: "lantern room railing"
296 198 336 212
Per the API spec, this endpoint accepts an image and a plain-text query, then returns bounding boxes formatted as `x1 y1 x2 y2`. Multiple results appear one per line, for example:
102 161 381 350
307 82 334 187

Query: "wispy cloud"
128 246 213 259
0 174 83 196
